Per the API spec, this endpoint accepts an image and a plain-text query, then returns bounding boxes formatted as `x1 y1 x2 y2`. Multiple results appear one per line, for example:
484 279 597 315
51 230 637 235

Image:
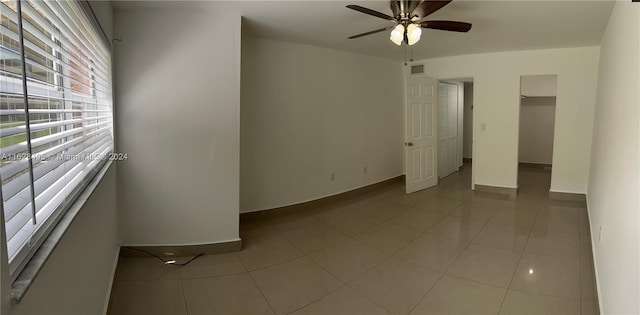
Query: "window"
1 0 113 281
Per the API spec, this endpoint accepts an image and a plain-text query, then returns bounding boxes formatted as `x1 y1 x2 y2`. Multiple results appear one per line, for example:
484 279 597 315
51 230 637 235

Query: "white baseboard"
585 197 603 315
102 246 120 315
548 190 587 202
240 174 403 214
474 184 518 197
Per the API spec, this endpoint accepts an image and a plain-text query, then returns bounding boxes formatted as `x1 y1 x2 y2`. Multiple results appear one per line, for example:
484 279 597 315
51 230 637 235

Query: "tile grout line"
285 240 350 314
405 272 447 315
339 190 473 315
508 287 585 301
268 224 349 315
241 252 303 273
240 225 300 315
243 171 497 313
440 203 496 275
405 189 484 314
281 222 351 256
238 255 280 315
239 224 304 273
445 273 511 291
423 195 513 313
408 188 479 290
117 169 582 314
284 283 352 315
239 188 427 315
179 274 190 315
335 235 399 314
277 224 395 314
496 198 545 313
178 269 248 281
345 222 442 314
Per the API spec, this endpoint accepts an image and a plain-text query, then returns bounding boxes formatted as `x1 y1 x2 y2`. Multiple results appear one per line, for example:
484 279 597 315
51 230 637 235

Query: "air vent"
411 64 424 74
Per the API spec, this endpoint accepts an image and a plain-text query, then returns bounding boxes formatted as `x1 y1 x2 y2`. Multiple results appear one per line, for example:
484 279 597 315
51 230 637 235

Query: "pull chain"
410 45 414 62
404 45 408 66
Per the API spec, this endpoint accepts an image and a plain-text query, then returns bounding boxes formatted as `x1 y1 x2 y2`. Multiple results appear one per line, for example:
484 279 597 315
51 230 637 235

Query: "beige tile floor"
108 164 599 315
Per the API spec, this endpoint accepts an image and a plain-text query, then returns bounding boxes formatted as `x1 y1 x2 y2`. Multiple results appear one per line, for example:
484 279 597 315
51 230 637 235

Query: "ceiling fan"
346 0 472 46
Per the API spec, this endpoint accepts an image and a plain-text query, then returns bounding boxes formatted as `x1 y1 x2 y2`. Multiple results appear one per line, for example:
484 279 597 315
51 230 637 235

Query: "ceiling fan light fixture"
346 1 471 46
407 23 422 45
390 24 404 46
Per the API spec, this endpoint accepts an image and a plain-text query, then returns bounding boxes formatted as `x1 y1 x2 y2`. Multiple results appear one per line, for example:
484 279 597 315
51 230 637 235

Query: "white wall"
241 37 403 212
518 97 556 164
8 166 118 315
2 3 119 314
410 46 599 192
520 75 558 97
463 82 473 159
114 6 241 245
587 3 640 314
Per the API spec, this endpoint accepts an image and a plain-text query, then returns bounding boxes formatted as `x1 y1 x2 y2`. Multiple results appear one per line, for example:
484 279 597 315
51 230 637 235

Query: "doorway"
437 81 462 179
404 75 474 194
436 78 473 190
518 74 558 193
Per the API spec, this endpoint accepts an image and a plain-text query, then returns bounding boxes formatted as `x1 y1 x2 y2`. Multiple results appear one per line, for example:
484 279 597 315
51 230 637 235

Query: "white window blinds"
0 0 113 281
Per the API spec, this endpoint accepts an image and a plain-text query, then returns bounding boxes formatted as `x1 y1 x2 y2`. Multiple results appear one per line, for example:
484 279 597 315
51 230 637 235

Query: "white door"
438 83 459 178
405 76 438 194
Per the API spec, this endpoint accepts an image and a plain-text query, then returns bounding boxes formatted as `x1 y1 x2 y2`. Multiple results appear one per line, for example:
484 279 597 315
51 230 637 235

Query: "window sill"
10 159 114 303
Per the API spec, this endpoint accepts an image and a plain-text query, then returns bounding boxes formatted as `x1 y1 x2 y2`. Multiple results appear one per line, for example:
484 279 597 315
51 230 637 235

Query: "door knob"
405 142 414 146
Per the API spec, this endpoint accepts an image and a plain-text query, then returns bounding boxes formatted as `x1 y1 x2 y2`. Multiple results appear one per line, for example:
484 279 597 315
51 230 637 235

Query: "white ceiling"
113 1 615 61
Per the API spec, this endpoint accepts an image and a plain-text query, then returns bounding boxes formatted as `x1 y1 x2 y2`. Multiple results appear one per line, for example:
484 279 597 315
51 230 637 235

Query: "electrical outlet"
481 123 487 131
364 166 368 174
331 173 335 181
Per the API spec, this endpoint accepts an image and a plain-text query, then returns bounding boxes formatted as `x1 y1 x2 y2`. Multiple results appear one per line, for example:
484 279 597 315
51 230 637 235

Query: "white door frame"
403 70 478 191
516 74 559 187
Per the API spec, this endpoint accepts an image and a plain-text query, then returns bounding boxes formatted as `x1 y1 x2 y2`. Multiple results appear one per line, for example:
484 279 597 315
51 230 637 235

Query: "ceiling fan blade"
346 5 396 21
420 20 472 32
389 1 399 17
348 26 394 39
412 0 452 20
407 0 421 14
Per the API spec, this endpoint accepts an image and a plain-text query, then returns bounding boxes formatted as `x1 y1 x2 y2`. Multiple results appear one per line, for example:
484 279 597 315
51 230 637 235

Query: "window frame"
0 0 113 300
